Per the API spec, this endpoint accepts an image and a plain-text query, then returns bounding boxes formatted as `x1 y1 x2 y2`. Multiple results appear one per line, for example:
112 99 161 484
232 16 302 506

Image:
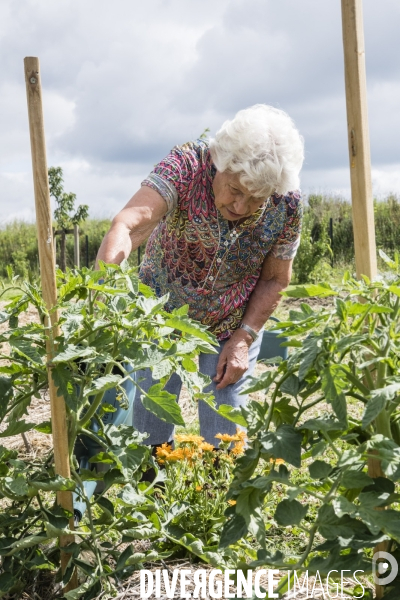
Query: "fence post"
53 227 57 263
85 234 89 268
73 224 80 268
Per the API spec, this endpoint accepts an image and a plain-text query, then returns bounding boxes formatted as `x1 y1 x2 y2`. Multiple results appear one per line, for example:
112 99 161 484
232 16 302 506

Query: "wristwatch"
239 323 259 343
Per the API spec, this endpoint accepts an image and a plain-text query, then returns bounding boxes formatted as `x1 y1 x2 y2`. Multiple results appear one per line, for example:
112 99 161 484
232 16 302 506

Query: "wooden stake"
24 57 77 591
74 224 80 268
341 0 377 280
341 3 385 597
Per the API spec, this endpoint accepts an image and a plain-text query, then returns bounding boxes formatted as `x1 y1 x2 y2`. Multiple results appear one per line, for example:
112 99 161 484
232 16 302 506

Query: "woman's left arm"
214 255 292 389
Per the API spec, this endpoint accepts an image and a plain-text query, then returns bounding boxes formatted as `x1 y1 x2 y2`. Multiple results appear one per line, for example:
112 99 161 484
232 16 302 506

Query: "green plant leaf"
7 475 29 497
275 499 308 526
362 384 400 429
151 359 173 380
29 476 75 492
164 315 216 343
283 283 338 298
34 421 52 434
8 534 48 553
63 577 100 600
280 374 300 397
0 376 13 420
0 420 35 437
216 404 248 427
299 337 322 380
52 345 95 363
309 460 333 480
181 357 197 373
260 425 302 467
219 513 247 548
0 572 17 593
9 338 44 364
272 397 297 427
341 470 372 489
241 370 275 394
84 374 122 397
321 365 348 425
137 294 168 316
52 366 78 411
301 417 344 432
141 384 184 426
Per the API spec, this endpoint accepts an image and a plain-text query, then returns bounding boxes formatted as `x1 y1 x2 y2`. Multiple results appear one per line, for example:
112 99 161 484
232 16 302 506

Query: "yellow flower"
228 500 236 506
215 428 247 444
195 485 203 492
270 457 285 465
175 434 204 445
199 442 215 453
215 433 238 443
231 441 245 456
164 449 183 462
155 443 172 464
235 429 247 443
164 446 197 464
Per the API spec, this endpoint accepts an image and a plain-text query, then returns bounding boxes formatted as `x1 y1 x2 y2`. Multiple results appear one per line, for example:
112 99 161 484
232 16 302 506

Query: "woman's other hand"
213 329 253 389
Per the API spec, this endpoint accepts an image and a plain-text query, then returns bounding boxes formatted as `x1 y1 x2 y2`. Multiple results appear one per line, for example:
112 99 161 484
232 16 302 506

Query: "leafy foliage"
49 167 89 230
219 257 400 597
0 262 221 598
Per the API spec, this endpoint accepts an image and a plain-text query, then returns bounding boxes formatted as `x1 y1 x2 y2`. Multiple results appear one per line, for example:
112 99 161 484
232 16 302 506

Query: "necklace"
197 205 267 296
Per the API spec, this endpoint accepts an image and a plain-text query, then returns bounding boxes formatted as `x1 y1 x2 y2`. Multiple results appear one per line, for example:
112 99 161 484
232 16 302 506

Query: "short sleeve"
270 191 303 260
141 142 201 216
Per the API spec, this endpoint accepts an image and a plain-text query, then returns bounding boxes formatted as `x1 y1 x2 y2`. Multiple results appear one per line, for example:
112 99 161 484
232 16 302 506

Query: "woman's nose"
232 198 249 214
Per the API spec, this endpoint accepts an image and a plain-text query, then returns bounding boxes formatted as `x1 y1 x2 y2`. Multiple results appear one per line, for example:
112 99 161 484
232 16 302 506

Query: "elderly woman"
97 104 304 452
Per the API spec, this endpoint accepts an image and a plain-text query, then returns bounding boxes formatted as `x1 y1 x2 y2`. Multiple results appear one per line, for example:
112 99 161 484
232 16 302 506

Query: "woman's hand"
213 329 253 389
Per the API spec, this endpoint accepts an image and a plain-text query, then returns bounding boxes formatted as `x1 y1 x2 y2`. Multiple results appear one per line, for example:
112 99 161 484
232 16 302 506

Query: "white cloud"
372 164 400 198
0 0 399 224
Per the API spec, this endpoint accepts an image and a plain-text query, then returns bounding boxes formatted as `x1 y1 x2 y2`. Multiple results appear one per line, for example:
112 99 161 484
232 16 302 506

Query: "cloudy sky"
0 0 399 224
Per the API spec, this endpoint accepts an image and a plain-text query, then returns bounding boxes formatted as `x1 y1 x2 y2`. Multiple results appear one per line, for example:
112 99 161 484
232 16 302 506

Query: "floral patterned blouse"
139 140 302 340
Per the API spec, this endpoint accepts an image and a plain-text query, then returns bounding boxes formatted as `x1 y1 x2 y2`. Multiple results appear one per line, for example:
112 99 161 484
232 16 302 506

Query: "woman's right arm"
95 186 167 267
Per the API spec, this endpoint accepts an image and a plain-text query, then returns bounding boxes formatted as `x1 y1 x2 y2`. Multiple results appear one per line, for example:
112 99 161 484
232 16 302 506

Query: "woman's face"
212 171 266 221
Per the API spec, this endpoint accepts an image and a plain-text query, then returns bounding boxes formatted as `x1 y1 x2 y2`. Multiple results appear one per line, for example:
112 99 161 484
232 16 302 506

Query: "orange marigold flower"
164 446 198 464
199 442 215 453
175 434 204 445
163 448 183 462
235 428 247 443
270 457 285 465
228 500 236 506
215 433 238 443
155 443 172 464
231 441 245 456
195 485 203 492
215 428 247 444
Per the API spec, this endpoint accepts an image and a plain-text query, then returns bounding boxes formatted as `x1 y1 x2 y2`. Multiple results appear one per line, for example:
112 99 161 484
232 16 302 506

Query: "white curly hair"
209 104 304 198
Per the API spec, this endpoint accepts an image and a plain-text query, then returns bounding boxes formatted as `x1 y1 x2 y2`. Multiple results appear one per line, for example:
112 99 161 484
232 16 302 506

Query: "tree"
48 166 89 271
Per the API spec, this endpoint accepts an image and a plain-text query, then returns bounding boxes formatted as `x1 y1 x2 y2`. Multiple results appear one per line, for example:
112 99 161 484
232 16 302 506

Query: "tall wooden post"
342 4 383 597
24 57 77 590
341 0 377 280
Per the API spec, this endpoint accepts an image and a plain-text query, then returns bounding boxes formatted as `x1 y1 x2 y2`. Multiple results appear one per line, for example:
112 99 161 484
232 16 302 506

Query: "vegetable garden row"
1 256 400 598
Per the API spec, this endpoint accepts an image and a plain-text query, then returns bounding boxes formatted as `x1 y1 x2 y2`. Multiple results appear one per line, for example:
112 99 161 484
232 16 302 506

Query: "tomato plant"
220 252 400 598
0 261 221 598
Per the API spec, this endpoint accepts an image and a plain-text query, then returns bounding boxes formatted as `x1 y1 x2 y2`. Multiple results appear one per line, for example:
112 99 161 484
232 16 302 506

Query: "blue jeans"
132 334 263 446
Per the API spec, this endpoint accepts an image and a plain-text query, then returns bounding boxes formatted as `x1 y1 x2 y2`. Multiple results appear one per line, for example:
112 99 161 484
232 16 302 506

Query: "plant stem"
77 365 114 428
